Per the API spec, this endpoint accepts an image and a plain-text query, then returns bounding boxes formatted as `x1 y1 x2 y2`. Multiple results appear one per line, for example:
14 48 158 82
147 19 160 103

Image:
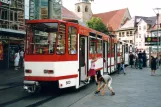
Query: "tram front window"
26 23 58 54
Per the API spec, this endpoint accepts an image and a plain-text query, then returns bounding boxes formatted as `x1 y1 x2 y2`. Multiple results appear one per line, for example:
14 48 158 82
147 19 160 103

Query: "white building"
116 17 135 45
117 16 157 52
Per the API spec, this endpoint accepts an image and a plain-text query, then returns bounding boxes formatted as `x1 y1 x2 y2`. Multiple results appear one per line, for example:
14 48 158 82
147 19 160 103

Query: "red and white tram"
24 19 134 93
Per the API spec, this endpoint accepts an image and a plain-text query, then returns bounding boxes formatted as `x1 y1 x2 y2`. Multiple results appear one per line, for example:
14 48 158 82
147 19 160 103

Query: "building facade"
0 0 25 69
116 17 135 45
135 19 151 51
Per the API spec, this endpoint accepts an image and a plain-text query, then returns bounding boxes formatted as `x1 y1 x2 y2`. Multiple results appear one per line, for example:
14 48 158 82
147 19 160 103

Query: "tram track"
0 82 23 91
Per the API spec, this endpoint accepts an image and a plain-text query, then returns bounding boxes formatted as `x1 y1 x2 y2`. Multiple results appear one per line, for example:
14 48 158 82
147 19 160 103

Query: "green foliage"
86 17 109 34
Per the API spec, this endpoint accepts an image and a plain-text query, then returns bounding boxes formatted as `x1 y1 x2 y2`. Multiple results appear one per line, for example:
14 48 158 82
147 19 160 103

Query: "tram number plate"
66 81 71 85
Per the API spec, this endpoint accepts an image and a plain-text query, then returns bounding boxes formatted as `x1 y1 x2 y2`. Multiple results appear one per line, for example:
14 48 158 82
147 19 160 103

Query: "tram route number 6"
66 80 71 85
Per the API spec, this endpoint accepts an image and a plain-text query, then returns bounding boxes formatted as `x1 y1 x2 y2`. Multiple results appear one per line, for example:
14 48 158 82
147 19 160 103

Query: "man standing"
95 74 115 96
19 49 24 68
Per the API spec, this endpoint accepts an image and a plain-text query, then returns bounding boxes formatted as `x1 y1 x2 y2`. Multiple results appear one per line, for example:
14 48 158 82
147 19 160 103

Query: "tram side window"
68 26 77 54
108 41 110 54
111 40 114 54
56 23 66 54
97 39 102 54
117 43 120 54
90 37 96 54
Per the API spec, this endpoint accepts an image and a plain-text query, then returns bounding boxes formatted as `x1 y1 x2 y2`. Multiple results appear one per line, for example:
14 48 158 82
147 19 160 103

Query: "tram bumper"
24 80 40 93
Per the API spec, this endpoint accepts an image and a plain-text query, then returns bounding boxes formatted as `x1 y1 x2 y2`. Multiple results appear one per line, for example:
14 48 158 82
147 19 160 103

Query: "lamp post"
153 8 161 58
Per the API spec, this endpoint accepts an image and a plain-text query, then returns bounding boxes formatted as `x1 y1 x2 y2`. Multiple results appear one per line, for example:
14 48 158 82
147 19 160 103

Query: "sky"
62 0 161 17
25 0 161 19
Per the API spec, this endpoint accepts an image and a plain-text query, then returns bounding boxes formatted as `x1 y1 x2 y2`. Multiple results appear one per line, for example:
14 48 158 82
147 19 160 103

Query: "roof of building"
62 6 81 20
93 8 128 31
119 17 135 30
134 16 157 27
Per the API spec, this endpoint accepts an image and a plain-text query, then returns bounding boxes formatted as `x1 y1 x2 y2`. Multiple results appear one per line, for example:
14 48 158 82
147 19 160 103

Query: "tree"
86 17 109 34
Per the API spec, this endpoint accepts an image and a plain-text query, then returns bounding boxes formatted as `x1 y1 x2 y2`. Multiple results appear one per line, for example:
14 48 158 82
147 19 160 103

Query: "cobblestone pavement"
69 67 161 107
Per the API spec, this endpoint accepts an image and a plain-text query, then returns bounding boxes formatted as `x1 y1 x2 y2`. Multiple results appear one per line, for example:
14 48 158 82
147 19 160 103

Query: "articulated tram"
23 19 135 93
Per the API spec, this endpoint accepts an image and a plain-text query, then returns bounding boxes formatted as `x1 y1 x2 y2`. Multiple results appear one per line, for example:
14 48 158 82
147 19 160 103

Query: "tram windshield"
26 23 58 54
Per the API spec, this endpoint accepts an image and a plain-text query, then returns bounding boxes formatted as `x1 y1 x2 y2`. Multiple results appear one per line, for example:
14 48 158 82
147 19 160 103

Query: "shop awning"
0 28 26 38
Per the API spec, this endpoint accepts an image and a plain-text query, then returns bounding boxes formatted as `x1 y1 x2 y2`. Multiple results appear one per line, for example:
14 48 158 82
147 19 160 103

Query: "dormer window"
77 6 80 12
85 6 88 12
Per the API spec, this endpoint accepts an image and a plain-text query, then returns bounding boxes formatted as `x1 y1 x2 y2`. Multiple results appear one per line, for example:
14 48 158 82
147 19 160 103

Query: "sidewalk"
0 68 24 90
70 67 161 107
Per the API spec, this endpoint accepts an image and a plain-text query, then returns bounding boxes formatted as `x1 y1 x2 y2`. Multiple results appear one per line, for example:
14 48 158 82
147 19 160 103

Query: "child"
85 54 98 84
120 60 126 74
95 74 115 96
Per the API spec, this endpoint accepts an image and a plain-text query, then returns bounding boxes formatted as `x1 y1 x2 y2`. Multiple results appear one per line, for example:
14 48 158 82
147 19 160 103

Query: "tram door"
114 43 117 70
79 36 88 84
103 41 108 74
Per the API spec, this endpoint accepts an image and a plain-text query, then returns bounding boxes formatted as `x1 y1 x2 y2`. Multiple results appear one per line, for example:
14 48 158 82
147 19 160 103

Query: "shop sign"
145 37 160 43
0 0 11 4
0 42 3 60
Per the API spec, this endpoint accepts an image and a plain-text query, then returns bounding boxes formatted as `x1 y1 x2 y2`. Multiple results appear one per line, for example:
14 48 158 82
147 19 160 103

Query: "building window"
139 42 141 46
130 40 133 44
119 32 121 37
126 32 129 36
77 6 80 12
85 6 88 12
68 26 77 54
122 32 124 37
130 31 133 36
139 26 141 30
139 34 141 38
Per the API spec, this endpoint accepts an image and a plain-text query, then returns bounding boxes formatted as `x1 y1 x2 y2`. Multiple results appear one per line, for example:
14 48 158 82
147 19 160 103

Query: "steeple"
75 0 93 24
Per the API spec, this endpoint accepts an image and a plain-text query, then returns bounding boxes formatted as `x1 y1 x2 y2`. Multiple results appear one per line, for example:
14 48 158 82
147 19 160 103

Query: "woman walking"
151 56 157 76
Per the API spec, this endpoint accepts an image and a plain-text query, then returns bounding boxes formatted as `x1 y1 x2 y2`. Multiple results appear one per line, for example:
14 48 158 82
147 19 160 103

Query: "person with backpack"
95 74 115 96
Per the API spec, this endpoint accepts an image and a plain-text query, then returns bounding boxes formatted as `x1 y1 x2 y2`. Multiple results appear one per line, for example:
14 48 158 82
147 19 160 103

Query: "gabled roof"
62 6 81 20
93 8 128 31
134 16 157 27
119 17 135 30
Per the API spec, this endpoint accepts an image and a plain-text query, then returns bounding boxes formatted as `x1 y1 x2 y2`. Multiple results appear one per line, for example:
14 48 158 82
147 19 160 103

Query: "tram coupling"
24 81 40 93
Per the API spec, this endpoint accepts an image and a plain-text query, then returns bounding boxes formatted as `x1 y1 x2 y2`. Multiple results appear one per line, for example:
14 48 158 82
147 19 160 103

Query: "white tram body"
23 20 135 93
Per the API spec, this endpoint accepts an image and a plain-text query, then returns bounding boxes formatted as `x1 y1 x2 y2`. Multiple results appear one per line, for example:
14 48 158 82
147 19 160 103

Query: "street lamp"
153 8 161 58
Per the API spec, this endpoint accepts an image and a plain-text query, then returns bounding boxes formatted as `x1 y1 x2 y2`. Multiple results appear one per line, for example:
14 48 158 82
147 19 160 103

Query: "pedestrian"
151 56 157 76
120 60 126 74
19 49 24 68
138 51 143 69
95 74 115 96
85 54 98 84
142 50 147 67
129 52 134 68
14 49 20 70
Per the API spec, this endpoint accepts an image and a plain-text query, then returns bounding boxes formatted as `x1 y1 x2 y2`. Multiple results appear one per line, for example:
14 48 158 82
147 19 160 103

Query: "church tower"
75 0 93 24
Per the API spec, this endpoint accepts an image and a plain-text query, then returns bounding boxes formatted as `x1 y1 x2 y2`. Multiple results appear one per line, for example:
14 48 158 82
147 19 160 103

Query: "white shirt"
15 52 20 62
20 51 24 57
91 61 95 69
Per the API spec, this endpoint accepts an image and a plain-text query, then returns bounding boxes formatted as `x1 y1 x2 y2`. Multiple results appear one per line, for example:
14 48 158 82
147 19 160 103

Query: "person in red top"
85 54 98 84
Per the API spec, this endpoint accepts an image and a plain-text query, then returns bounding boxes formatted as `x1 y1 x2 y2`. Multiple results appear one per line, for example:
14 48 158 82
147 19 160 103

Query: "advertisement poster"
0 42 3 60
